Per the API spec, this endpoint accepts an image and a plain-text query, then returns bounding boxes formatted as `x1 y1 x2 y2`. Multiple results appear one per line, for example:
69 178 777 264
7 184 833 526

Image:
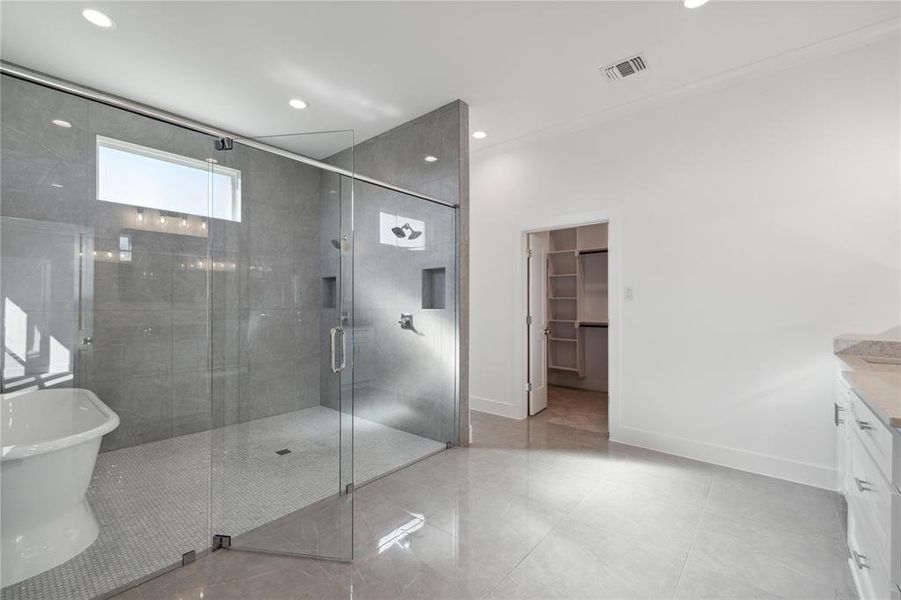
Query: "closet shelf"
549 364 580 373
542 223 608 385
577 321 609 328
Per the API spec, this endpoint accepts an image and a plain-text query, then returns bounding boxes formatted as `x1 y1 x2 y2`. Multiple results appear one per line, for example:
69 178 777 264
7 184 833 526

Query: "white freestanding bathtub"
1 388 119 587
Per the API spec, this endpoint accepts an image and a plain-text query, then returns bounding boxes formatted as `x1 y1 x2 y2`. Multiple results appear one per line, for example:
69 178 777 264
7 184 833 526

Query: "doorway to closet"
527 222 609 437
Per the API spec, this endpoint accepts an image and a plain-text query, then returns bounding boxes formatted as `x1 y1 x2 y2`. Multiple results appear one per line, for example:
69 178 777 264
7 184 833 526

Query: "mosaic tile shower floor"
1 406 445 600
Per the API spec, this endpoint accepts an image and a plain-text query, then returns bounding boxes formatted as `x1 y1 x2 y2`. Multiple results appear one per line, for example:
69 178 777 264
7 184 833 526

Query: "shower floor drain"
275 449 292 455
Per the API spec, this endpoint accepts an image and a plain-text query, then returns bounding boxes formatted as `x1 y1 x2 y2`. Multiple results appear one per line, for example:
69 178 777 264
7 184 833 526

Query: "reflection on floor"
114 410 853 600
1 407 444 600
532 385 608 434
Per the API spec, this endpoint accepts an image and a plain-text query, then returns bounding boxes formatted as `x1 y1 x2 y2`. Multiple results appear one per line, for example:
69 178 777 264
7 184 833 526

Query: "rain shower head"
392 223 422 240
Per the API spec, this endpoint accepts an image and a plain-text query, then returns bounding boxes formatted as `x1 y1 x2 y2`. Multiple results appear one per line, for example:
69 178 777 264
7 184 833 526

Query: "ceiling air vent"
603 54 648 82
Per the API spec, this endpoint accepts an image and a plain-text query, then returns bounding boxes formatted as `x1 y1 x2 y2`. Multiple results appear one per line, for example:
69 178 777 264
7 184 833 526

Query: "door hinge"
527 315 533 325
526 382 533 392
526 248 533 258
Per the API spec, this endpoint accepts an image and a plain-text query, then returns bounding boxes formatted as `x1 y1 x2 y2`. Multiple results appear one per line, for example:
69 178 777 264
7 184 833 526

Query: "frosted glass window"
97 136 241 222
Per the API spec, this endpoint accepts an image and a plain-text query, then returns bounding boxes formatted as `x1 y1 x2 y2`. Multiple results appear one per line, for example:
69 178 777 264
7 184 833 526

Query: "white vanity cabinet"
836 375 901 600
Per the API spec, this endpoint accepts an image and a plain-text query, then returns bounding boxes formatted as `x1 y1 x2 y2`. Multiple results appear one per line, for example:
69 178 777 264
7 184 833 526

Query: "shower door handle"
338 327 346 372
330 327 339 373
330 326 346 373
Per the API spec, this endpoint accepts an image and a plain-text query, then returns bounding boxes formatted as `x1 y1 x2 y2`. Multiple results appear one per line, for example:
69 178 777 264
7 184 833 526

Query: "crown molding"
472 16 900 161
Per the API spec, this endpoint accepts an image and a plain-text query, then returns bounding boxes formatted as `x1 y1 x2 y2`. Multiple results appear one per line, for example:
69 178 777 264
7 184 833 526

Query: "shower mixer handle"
398 314 414 330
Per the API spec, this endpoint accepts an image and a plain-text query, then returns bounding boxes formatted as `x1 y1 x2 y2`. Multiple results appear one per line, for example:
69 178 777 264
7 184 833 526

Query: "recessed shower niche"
322 276 337 309
422 267 446 309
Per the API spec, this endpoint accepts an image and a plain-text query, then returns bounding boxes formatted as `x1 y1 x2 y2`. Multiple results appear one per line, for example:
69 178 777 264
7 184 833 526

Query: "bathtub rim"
1 388 120 461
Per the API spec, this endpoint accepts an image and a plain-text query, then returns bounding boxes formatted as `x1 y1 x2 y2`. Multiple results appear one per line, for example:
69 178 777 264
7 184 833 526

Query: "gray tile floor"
111 409 855 600
1 407 445 600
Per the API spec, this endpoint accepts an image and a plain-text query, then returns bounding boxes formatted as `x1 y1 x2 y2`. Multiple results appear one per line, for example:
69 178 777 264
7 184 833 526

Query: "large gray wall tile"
1 75 325 451
321 102 467 445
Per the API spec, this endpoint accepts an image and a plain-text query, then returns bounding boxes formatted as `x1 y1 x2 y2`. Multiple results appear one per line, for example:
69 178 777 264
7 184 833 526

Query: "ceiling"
1 1 898 158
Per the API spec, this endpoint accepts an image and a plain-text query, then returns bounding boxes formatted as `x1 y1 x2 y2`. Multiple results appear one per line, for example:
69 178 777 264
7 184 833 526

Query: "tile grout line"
481 468 613 599
670 473 715 600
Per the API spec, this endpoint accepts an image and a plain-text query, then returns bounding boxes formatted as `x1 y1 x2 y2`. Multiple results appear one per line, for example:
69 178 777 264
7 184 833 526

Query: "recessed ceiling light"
288 98 308 110
424 155 438 163
472 131 487 140
52 119 72 128
82 9 115 28
50 183 64 188
683 0 709 8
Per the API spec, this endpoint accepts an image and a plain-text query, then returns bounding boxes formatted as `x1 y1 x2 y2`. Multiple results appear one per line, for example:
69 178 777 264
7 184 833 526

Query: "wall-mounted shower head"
392 223 422 240
214 137 234 151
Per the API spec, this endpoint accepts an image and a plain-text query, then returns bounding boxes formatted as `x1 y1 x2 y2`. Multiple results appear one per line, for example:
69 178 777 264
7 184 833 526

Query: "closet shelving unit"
546 223 608 377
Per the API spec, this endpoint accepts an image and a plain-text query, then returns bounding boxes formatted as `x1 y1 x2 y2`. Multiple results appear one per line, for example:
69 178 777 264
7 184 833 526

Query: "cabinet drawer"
848 508 893 600
848 427 894 574
848 387 895 485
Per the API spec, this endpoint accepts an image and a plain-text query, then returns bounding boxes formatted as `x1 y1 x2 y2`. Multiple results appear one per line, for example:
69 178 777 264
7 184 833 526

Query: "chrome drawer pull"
854 477 874 492
834 403 845 426
856 419 873 431
852 551 869 570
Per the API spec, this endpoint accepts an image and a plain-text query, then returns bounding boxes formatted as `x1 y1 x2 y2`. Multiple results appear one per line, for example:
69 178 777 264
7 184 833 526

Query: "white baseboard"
470 395 523 420
611 425 837 491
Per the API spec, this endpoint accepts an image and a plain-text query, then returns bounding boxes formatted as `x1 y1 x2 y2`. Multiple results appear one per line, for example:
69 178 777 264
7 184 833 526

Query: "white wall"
470 35 900 489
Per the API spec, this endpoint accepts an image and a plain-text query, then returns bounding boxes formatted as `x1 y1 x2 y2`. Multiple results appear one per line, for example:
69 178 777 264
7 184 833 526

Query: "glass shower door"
209 132 354 561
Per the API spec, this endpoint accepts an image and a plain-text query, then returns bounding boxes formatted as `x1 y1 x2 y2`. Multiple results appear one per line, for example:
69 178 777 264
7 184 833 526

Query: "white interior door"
528 232 549 415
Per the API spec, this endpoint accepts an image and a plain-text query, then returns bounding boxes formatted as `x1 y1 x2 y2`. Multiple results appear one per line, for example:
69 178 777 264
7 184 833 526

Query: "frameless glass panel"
209 131 354 561
0 74 214 598
349 180 457 494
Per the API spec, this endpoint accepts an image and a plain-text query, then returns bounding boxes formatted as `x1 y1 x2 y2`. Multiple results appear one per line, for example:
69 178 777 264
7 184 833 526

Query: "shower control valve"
398 313 414 330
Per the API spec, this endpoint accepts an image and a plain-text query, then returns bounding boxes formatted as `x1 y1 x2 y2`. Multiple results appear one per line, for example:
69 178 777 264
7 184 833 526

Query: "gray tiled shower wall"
324 102 463 445
0 75 326 451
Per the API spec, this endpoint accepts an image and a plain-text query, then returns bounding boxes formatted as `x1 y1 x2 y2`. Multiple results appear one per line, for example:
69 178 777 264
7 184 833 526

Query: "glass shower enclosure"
0 71 458 600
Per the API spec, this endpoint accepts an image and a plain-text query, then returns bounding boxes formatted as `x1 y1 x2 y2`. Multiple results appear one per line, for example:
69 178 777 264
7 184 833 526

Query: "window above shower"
96 135 242 222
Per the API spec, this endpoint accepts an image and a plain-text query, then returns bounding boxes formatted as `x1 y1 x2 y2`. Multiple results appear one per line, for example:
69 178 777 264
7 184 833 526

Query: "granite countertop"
834 329 901 430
